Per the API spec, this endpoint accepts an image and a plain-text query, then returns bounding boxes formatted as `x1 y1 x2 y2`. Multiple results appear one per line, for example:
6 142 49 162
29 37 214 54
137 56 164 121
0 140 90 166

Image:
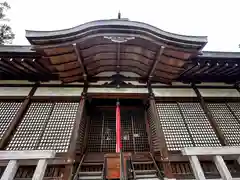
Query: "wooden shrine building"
0 18 240 180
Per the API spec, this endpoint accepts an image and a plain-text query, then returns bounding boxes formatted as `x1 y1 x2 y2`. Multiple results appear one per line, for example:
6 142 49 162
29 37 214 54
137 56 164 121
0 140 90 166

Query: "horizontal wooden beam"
182 147 240 156
0 150 55 160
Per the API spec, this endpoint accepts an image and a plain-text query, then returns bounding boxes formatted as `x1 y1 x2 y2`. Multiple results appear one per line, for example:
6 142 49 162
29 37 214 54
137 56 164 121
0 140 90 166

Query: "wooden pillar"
147 84 173 178
192 84 228 146
63 88 87 180
0 84 38 149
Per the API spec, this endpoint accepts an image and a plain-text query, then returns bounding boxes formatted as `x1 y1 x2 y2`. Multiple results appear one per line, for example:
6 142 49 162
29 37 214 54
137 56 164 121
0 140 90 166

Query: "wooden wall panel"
153 88 196 97
199 89 240 97
87 87 148 94
34 87 83 96
0 87 32 97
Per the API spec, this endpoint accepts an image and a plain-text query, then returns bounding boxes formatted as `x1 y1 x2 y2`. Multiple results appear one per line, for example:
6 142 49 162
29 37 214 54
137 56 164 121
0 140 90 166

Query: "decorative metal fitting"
104 36 135 43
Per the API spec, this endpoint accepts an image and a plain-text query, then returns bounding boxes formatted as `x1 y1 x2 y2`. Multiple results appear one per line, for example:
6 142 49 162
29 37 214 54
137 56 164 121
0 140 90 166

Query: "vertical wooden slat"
145 105 153 153
189 155 206 180
0 85 38 149
0 160 18 180
32 159 47 180
192 84 228 146
213 155 232 180
131 114 136 153
100 113 105 152
148 83 173 178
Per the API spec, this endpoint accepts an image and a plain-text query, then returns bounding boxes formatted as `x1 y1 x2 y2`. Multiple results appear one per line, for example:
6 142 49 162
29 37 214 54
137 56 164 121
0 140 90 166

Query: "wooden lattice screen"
0 102 22 141
208 103 240 146
87 108 149 152
6 102 79 152
147 103 161 152
156 103 221 151
76 104 88 155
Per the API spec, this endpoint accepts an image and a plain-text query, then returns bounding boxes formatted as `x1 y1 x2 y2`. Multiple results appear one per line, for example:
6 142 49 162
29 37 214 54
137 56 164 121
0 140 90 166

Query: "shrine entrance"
86 98 150 153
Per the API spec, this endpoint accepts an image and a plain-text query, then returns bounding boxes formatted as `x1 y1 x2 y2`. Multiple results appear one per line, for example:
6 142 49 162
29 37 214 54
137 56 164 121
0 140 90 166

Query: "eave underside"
0 19 239 84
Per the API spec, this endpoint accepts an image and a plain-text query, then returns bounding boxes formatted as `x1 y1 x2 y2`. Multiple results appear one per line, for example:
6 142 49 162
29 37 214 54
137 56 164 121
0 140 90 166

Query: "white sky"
5 0 240 52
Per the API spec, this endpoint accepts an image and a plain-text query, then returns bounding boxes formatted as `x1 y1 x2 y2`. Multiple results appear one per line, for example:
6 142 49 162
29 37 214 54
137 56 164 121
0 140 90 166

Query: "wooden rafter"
73 43 87 80
147 46 165 81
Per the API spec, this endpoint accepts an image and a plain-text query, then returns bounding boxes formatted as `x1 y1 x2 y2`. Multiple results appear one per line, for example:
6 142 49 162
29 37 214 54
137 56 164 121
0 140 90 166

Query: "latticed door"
87 107 149 152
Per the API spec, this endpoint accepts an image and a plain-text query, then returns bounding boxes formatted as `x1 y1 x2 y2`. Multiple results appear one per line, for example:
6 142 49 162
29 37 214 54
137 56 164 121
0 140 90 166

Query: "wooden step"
82 162 103 166
135 169 157 175
133 161 154 164
79 171 102 180
79 171 102 176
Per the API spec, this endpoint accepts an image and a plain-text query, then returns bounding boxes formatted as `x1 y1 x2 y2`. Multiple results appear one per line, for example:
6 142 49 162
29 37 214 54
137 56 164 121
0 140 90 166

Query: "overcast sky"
5 0 240 52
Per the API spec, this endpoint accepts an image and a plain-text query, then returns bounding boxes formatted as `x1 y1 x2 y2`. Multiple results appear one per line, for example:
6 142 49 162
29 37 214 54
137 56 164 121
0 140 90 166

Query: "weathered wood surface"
32 159 48 180
0 150 55 160
182 147 240 156
213 155 232 180
0 160 18 180
188 155 206 180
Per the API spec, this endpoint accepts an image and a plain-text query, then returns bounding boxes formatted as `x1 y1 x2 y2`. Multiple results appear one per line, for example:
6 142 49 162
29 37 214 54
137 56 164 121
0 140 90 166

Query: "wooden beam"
73 43 87 80
0 160 18 180
147 46 164 81
192 83 228 146
213 155 232 180
0 150 55 160
188 155 206 180
32 159 48 180
0 84 38 149
182 146 240 156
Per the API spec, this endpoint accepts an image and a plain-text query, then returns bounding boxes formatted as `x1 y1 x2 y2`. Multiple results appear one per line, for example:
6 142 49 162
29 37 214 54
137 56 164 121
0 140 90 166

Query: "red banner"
116 103 121 152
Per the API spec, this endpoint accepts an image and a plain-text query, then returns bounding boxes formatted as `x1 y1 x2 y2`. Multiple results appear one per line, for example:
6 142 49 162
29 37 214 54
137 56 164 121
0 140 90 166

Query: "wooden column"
192 84 228 146
63 89 87 180
0 85 38 149
147 84 173 178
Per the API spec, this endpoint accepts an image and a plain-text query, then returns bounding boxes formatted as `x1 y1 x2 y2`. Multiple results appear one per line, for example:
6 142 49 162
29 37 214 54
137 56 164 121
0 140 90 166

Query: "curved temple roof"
0 19 239 84
25 19 207 84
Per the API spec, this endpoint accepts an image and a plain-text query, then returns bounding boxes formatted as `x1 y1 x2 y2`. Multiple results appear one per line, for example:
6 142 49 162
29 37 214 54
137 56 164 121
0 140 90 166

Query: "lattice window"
179 103 221 147
7 102 79 152
102 110 116 152
87 111 103 152
156 103 193 151
208 103 240 146
121 111 134 152
38 102 79 152
6 103 53 150
147 104 160 152
0 102 22 140
133 111 150 152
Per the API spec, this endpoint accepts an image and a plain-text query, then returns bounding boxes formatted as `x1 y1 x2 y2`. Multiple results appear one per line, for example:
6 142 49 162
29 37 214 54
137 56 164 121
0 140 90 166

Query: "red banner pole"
116 100 121 153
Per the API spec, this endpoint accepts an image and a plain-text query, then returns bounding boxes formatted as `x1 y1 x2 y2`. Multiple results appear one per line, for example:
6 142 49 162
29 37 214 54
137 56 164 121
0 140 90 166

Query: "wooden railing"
181 147 240 180
0 150 55 180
